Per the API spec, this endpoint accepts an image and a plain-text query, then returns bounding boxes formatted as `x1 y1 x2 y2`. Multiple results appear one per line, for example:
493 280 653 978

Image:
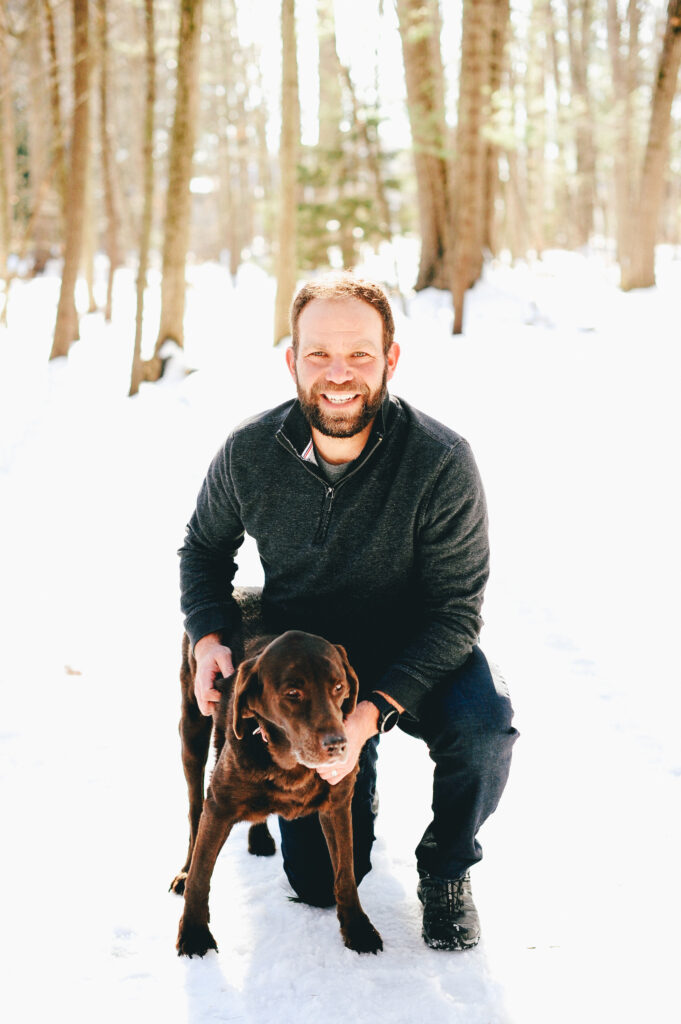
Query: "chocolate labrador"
170 629 383 957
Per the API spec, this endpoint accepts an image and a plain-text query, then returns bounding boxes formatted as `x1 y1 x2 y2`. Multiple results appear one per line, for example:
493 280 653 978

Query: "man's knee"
415 648 518 758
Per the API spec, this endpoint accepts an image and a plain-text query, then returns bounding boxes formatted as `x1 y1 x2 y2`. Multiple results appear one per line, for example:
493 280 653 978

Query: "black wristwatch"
369 692 401 734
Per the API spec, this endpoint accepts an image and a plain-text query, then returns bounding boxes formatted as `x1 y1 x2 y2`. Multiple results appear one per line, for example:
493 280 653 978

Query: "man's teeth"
324 394 356 404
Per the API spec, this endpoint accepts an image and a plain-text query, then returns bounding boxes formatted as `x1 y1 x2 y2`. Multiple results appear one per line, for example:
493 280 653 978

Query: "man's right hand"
193 634 235 716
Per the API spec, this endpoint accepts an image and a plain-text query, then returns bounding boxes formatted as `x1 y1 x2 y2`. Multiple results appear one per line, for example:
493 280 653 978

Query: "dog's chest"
216 761 332 823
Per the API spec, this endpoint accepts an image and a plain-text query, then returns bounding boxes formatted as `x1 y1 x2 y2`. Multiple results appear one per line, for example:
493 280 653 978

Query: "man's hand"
316 700 380 786
193 634 234 716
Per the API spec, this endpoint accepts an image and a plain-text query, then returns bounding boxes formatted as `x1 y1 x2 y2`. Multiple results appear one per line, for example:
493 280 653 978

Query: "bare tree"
451 0 495 334
620 0 681 289
147 0 204 375
396 0 453 291
97 0 120 321
50 0 90 360
273 0 300 344
566 0 597 247
0 2 16 291
129 0 156 397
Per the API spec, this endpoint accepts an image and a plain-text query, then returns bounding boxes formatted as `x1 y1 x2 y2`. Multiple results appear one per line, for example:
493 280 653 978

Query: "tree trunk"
607 0 642 276
150 0 204 367
50 0 90 360
483 0 510 256
97 0 120 321
396 0 453 291
42 0 68 238
620 1 681 289
567 0 596 247
0 4 15 285
273 0 300 345
130 0 156 397
452 0 494 334
525 0 547 256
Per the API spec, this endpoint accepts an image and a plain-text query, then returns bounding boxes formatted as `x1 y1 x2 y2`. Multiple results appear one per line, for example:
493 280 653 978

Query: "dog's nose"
321 732 347 756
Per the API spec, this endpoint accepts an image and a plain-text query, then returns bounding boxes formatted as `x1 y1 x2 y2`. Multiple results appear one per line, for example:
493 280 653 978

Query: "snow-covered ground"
1 248 679 1023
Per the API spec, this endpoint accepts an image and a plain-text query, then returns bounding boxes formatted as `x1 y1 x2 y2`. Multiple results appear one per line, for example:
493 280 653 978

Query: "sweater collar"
278 392 396 459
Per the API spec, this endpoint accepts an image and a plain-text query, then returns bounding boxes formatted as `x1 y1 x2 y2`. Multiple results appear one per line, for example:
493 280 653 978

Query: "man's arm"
180 442 245 714
374 439 489 718
180 440 245 651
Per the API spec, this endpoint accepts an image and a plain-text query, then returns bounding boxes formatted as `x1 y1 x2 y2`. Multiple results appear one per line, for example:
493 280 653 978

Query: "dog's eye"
333 683 344 694
284 689 303 702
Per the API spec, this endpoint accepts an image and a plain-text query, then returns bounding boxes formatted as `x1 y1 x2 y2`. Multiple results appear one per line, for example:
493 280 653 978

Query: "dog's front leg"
319 802 383 954
177 795 233 957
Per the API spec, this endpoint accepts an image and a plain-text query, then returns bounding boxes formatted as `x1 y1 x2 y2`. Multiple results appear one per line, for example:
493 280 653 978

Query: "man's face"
286 298 399 439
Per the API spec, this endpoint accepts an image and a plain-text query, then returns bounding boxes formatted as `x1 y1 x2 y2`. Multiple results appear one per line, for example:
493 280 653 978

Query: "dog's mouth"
296 750 347 770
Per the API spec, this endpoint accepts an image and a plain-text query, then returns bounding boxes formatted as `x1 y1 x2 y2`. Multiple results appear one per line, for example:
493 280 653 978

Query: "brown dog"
170 629 383 958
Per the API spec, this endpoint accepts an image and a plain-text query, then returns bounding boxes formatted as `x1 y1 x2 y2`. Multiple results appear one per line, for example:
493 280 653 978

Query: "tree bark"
483 0 510 257
0 3 15 285
566 0 597 247
273 0 300 345
97 0 120 321
452 0 494 334
50 0 90 360
130 0 156 396
620 1 681 289
42 0 68 239
607 0 642 276
150 0 204 366
396 0 454 291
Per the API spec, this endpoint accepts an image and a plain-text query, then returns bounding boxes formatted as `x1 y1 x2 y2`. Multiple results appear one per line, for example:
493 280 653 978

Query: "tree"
396 0 453 291
620 0 681 289
273 0 300 345
97 0 120 322
0 2 16 294
147 0 204 376
566 0 597 247
50 0 90 360
129 0 156 397
451 0 499 334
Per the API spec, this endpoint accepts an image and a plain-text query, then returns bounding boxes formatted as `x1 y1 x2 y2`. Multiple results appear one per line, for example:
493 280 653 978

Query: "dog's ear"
232 656 259 739
334 643 359 717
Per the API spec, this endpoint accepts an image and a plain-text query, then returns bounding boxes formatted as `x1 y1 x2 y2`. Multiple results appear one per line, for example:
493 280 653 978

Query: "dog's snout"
321 732 347 754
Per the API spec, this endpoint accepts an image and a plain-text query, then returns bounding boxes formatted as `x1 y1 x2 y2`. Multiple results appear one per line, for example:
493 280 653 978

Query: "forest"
1 0 680 384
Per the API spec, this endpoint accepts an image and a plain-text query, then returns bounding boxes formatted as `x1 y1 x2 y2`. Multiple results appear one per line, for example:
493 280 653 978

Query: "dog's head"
231 630 359 768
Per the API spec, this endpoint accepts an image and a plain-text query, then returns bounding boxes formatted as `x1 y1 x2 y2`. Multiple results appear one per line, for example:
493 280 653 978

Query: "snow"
1 248 679 1023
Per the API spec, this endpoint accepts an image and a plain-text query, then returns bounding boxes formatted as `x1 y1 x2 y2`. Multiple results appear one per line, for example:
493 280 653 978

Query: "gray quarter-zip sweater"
179 393 489 718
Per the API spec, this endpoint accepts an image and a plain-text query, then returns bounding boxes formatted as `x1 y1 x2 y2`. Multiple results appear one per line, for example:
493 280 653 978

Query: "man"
179 272 518 951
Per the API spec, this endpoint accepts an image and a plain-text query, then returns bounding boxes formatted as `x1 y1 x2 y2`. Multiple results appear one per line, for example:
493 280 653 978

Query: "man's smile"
321 393 360 405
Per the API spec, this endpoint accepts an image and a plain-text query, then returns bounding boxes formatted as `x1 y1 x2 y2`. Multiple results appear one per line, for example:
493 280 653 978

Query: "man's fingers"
197 688 222 716
216 652 235 678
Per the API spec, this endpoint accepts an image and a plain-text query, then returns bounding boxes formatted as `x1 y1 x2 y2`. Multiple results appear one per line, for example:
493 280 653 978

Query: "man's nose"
324 356 354 384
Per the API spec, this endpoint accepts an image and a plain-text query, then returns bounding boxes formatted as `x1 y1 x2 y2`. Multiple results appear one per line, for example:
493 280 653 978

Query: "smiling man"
179 272 518 951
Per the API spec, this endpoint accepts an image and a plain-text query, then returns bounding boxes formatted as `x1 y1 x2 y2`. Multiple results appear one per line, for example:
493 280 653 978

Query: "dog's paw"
247 822 276 857
176 918 218 958
341 912 383 955
169 872 187 895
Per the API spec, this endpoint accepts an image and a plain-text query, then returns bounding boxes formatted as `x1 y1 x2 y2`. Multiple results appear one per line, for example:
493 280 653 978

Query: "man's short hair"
290 272 395 356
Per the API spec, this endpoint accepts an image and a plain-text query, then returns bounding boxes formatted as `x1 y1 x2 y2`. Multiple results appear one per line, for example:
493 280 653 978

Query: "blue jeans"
278 646 519 905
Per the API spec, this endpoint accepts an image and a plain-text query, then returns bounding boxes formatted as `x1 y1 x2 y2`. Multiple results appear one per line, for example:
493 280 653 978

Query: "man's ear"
334 643 359 717
285 346 297 382
385 341 400 383
232 657 259 739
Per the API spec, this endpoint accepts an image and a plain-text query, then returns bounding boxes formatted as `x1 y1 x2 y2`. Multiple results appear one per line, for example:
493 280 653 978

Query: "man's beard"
295 366 388 438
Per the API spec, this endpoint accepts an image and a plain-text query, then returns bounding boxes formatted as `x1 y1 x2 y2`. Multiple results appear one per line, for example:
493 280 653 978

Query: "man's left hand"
316 700 380 786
